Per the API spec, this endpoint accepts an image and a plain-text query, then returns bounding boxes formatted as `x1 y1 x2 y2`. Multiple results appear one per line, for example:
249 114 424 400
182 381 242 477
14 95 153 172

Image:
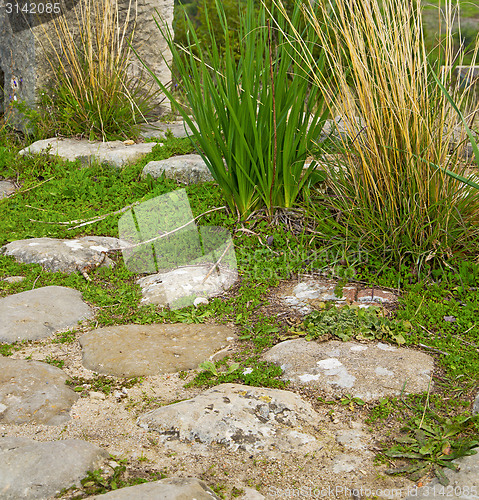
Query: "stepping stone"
1 236 122 273
137 263 238 308
90 477 220 499
0 357 79 425
263 339 433 402
79 323 237 377
142 154 214 184
2 276 24 283
279 280 397 314
140 119 194 140
18 138 160 168
0 180 15 199
405 452 479 498
0 286 93 343
137 383 323 454
0 437 108 499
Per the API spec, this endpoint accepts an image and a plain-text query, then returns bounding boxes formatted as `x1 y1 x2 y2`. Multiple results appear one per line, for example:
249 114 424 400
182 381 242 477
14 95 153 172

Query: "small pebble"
89 391 106 401
193 297 209 307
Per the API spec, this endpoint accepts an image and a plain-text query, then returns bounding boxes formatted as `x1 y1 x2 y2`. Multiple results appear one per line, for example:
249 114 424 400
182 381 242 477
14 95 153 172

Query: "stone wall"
0 0 173 129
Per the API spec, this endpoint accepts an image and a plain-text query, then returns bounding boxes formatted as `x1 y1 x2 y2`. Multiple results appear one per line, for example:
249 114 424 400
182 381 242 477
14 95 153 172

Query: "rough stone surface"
280 280 397 314
1 236 122 273
140 120 194 140
18 138 159 168
0 357 79 425
405 452 479 498
137 264 237 308
137 383 323 453
0 437 108 499
0 180 15 199
0 285 93 342
1 276 24 283
90 477 220 499
142 154 214 184
263 339 433 401
79 323 237 377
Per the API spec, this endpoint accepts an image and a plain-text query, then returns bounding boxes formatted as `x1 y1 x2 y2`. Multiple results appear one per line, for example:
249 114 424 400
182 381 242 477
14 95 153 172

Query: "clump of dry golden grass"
275 0 479 270
38 0 157 140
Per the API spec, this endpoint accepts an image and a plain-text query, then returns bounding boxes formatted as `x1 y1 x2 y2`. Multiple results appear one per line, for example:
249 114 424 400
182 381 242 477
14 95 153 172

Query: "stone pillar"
0 0 173 130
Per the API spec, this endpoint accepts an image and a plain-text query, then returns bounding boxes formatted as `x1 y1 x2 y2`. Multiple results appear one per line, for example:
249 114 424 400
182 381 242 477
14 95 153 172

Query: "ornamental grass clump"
39 0 158 140
146 0 329 217
276 0 479 270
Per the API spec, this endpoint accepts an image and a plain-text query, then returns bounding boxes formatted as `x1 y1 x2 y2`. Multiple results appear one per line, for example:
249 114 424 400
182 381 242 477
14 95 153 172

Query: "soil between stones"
0 278 423 499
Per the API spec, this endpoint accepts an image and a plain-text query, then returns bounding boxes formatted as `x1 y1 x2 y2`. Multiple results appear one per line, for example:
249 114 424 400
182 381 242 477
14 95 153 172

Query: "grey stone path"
263 339 433 401
140 119 194 140
19 138 160 168
0 357 78 425
89 477 220 499
1 132 478 496
1 236 123 273
0 437 108 499
79 323 237 377
137 264 238 307
137 383 322 454
0 286 93 342
143 154 214 184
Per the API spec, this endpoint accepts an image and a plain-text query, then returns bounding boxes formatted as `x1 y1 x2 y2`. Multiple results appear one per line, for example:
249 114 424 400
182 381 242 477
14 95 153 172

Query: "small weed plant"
385 412 479 486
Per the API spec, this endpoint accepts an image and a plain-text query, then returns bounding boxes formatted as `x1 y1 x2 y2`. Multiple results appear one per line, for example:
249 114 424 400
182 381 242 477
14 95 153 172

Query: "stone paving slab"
137 383 323 454
1 236 122 273
263 339 433 401
0 437 108 499
19 138 160 168
90 477 220 499
137 264 238 308
79 323 237 377
0 285 93 343
140 120 194 140
0 357 79 425
142 154 214 184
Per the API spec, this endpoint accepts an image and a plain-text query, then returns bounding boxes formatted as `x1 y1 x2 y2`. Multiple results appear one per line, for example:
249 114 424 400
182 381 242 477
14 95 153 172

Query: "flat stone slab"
142 154 214 184
280 280 397 314
137 264 237 308
263 339 433 401
90 477 220 499
0 286 93 342
0 437 108 499
405 452 479 498
137 383 322 453
1 236 122 273
0 180 15 199
19 138 159 168
0 357 79 425
79 323 237 377
140 120 194 140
